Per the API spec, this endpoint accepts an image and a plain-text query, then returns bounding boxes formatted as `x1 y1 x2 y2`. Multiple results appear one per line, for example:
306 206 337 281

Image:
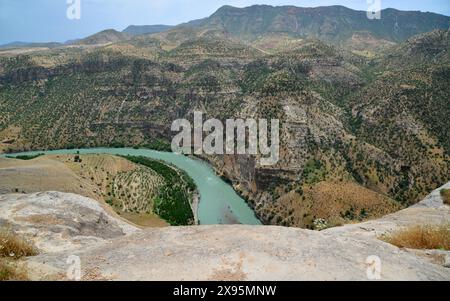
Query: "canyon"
0 5 449 228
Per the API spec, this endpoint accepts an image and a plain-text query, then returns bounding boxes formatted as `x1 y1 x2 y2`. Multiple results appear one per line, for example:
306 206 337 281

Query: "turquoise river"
2 148 261 225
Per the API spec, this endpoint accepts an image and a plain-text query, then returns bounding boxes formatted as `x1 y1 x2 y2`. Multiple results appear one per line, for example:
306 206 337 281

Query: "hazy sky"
1 0 449 44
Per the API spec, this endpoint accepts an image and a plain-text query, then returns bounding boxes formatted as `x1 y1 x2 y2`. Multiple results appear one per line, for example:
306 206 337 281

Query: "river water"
2 148 261 225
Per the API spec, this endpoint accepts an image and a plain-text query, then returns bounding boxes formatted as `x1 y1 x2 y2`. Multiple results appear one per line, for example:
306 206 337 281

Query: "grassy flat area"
0 154 195 227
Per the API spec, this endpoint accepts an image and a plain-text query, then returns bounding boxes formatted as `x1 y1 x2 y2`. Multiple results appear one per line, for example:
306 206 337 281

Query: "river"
2 148 261 225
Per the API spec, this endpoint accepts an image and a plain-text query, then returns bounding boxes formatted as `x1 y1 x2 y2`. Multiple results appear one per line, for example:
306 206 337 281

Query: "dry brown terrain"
0 227 38 281
381 224 450 250
0 154 168 227
263 181 401 229
0 156 100 198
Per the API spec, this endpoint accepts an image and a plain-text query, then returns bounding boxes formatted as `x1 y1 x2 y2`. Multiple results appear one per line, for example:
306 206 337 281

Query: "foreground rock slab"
28 224 449 281
0 192 138 253
0 184 449 281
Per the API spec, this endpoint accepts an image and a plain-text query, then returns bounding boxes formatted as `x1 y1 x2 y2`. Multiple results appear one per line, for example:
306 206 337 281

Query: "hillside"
0 154 196 227
181 5 450 44
76 29 130 45
123 25 174 36
1 182 448 280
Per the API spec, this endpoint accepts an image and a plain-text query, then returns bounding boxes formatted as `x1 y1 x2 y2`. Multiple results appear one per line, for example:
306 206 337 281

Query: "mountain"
0 41 63 49
182 5 450 44
123 25 174 36
4 5 448 49
0 42 30 48
344 29 450 204
76 29 130 45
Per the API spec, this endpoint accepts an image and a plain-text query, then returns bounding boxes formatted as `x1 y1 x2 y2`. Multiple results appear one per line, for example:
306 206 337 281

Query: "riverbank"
1 148 261 225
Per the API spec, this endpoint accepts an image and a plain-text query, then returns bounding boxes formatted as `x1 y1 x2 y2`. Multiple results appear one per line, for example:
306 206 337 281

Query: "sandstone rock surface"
0 192 138 253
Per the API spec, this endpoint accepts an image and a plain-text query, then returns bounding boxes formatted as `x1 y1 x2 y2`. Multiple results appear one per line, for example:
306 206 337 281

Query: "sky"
1 0 449 45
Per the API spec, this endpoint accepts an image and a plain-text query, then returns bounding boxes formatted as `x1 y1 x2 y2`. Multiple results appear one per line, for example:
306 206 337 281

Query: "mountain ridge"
76 29 131 45
182 5 450 43
123 25 174 36
2 5 449 48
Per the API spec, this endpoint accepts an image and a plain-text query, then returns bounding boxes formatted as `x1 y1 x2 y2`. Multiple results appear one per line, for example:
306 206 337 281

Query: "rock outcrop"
0 192 137 254
0 184 448 281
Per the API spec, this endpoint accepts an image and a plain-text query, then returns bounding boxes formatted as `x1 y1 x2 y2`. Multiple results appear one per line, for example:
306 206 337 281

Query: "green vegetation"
302 159 326 184
141 139 172 152
122 156 195 226
198 5 449 44
6 153 45 160
340 207 369 221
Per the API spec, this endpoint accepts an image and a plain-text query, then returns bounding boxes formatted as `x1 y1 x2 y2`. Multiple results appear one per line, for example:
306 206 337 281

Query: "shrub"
6 153 44 160
0 259 28 281
381 224 450 250
122 156 195 225
0 228 37 281
440 189 450 205
0 228 38 259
